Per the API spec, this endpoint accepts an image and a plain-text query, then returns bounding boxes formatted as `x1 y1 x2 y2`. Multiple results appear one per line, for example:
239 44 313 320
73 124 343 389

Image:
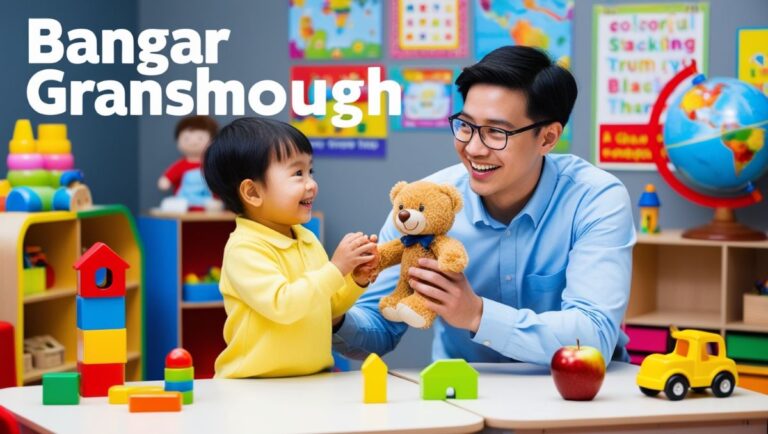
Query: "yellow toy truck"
636 327 738 401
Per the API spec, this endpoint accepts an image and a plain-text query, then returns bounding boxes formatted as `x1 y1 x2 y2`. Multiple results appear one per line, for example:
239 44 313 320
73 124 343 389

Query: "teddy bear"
376 181 468 329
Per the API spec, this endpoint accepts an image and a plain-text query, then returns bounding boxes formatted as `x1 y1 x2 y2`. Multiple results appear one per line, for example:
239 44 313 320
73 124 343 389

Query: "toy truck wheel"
664 375 689 401
711 372 735 398
639 387 660 397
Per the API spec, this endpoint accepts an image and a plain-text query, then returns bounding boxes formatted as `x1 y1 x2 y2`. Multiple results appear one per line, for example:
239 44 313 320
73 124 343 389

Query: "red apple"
551 340 606 401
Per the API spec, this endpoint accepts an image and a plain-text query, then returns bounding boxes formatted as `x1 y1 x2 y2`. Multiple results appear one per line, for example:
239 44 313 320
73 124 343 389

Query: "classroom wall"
1 0 140 212
137 0 768 368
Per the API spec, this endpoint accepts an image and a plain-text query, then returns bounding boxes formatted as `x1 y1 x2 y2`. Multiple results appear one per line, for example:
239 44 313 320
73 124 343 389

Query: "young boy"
203 117 378 378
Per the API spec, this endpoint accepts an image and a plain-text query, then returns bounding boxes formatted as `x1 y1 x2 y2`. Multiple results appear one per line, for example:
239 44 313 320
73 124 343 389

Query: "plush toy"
377 181 468 329
158 115 221 212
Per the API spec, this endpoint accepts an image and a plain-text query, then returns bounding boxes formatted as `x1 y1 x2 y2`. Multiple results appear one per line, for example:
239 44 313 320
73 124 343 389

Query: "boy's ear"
239 179 263 208
539 122 563 155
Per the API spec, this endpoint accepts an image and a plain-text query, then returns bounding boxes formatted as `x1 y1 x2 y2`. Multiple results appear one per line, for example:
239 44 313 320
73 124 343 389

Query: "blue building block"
182 283 223 302
76 296 125 330
164 380 194 392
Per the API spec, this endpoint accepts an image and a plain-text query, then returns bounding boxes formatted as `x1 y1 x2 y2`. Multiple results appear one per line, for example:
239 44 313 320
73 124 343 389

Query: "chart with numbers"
390 0 468 58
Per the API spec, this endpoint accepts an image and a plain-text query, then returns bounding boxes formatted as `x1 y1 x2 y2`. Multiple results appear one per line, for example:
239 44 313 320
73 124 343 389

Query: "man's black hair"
203 117 313 214
455 45 577 128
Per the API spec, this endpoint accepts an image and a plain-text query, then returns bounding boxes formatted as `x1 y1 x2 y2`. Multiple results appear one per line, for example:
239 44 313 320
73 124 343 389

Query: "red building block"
73 242 130 298
165 348 193 369
77 362 124 397
0 322 17 388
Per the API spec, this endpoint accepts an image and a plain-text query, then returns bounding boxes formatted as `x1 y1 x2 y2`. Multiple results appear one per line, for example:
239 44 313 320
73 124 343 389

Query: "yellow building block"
361 353 387 404
108 385 165 404
77 329 126 364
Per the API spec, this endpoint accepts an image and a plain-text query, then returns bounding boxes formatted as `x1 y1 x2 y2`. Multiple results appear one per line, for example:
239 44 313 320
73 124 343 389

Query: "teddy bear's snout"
398 210 411 222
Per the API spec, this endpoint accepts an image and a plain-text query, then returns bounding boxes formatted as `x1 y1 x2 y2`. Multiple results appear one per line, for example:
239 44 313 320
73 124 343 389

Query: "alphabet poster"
289 65 388 158
737 27 768 97
593 3 709 170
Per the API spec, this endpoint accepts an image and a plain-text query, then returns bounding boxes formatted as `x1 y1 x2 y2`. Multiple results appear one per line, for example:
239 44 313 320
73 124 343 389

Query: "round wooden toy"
166 348 193 368
42 154 74 171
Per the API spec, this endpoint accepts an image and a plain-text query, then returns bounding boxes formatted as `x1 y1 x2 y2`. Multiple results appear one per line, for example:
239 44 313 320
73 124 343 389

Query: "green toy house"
420 359 478 400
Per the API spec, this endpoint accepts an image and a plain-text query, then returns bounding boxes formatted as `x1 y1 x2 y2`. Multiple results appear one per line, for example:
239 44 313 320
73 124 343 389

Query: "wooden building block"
164 367 194 382
129 392 182 412
76 296 125 330
74 242 129 298
164 380 193 392
77 329 126 364
108 385 165 404
42 373 79 405
78 362 124 397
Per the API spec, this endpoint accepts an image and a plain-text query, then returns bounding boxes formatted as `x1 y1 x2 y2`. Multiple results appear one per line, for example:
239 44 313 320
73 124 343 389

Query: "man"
333 46 635 366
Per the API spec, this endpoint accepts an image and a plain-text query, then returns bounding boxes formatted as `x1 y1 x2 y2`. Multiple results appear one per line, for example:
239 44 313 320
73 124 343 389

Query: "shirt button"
505 275 512 281
505 230 511 236
483 340 491 347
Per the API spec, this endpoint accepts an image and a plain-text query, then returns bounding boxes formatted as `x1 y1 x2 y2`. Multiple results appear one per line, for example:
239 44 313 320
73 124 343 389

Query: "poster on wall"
289 0 382 60
737 27 768 96
290 65 387 158
593 3 709 170
390 67 462 130
389 0 468 59
474 0 574 152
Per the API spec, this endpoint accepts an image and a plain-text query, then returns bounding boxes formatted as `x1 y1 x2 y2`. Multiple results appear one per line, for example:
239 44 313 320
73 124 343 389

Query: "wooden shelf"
181 301 224 309
22 351 141 384
625 310 721 329
637 230 768 248
24 282 140 305
148 209 236 221
725 321 768 334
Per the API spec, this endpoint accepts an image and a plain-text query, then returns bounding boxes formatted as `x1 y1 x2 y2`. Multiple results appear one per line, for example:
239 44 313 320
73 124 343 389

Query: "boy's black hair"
455 46 577 128
203 117 313 214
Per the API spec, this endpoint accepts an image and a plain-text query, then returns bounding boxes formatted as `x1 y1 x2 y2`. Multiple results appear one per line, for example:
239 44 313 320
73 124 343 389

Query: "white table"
392 363 768 434
0 372 483 434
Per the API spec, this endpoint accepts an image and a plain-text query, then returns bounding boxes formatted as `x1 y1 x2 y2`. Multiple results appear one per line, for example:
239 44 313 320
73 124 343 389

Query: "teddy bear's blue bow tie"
400 234 435 249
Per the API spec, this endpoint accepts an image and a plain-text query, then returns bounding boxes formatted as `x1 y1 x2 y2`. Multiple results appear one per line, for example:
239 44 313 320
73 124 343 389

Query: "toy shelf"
0 206 145 386
624 229 768 393
139 210 325 380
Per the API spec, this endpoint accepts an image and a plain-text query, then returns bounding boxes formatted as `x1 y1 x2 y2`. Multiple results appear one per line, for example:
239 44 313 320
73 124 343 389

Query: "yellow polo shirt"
214 217 365 378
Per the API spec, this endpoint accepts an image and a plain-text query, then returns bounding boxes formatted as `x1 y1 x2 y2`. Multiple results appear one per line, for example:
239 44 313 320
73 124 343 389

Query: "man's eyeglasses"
448 114 554 151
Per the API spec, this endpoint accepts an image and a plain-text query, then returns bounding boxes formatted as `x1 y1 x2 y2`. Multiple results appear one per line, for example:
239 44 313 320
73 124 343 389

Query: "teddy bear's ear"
439 184 464 213
389 181 408 203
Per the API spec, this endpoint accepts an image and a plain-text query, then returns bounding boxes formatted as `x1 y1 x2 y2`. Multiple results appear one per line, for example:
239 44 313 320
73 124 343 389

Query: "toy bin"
182 283 222 303
743 294 768 326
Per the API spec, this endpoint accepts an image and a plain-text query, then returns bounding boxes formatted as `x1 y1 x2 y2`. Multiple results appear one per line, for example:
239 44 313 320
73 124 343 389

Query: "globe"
664 76 768 195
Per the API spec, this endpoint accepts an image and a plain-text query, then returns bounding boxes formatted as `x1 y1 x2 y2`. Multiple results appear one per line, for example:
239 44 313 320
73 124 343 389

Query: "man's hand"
408 258 483 333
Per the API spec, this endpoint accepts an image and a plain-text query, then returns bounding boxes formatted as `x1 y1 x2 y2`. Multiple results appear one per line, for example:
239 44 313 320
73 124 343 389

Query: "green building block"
42 372 80 405
165 367 194 382
420 359 478 400
181 390 194 405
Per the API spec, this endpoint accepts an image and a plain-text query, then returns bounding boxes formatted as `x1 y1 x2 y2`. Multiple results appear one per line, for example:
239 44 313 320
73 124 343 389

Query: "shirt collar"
468 155 558 230
235 217 314 249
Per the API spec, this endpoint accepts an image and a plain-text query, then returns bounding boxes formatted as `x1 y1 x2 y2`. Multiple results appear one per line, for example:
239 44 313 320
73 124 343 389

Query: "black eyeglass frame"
448 113 556 150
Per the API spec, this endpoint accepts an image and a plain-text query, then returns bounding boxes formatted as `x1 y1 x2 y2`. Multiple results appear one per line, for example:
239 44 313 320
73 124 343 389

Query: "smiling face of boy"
240 151 317 238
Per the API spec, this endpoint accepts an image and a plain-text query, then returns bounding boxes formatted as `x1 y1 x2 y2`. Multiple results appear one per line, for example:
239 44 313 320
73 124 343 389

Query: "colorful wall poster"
389 0 468 59
290 65 388 158
474 0 573 152
289 0 382 60
737 27 768 97
593 3 708 170
475 0 573 63
390 67 462 130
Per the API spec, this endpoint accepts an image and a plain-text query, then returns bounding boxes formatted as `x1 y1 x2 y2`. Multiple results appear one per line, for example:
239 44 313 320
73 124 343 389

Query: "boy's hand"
353 235 379 286
331 233 377 277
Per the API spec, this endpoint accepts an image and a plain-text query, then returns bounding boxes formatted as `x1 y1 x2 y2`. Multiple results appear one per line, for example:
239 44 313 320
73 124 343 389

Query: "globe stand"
683 207 768 241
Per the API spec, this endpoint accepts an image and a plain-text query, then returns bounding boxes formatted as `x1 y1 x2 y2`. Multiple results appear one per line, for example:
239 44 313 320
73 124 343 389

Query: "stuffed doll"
376 181 468 329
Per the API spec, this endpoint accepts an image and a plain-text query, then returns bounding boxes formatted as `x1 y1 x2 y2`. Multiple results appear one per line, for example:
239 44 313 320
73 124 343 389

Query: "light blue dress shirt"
333 154 636 366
